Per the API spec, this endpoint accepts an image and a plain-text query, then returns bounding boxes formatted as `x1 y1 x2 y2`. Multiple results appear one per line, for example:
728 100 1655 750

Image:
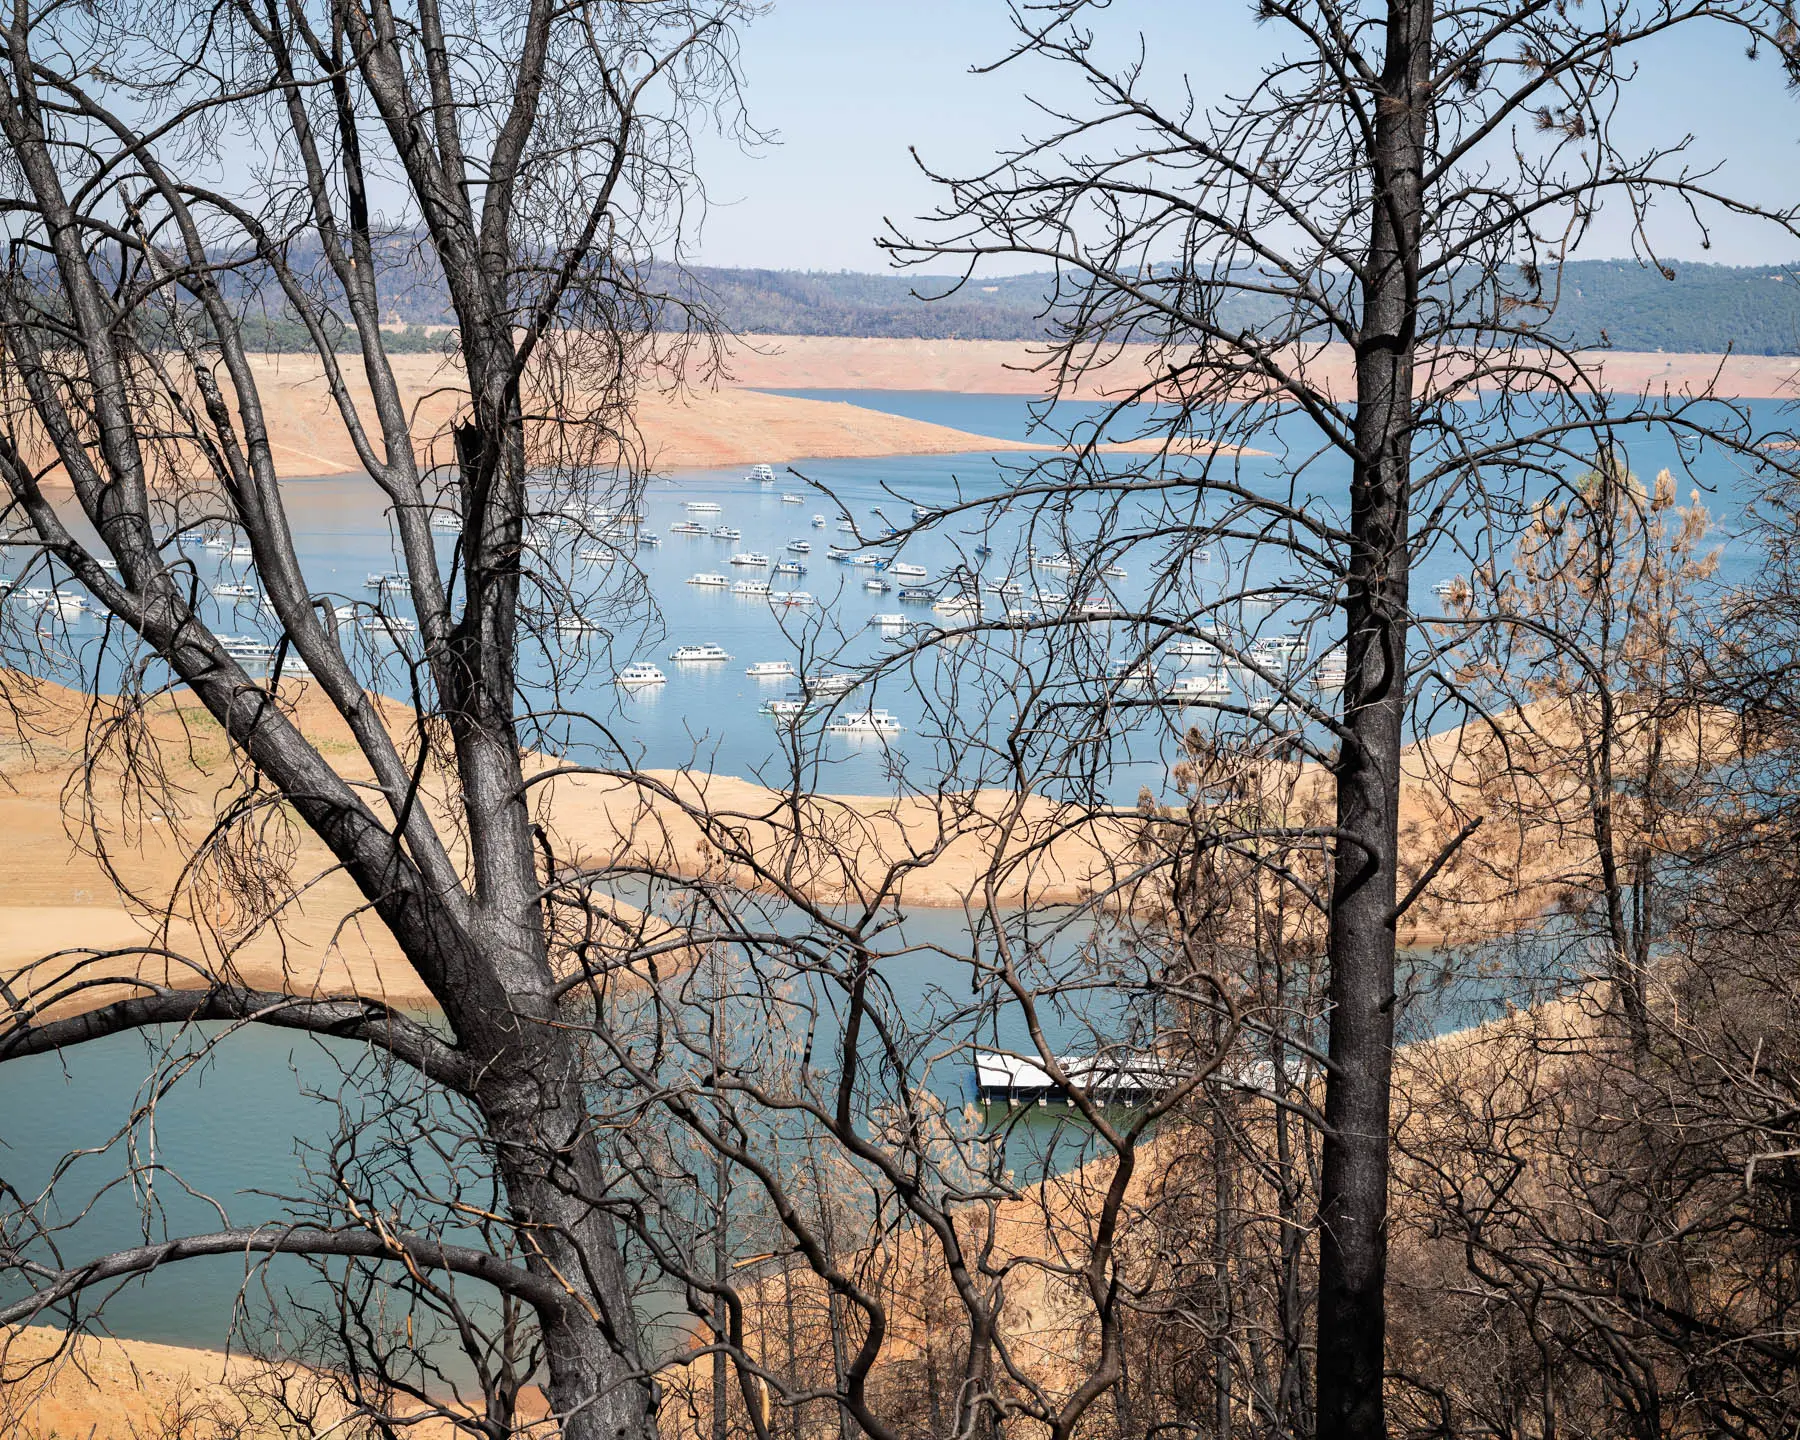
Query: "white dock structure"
974 1050 1185 1107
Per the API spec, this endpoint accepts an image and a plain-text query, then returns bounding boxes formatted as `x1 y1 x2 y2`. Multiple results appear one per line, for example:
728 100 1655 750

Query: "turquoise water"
2 389 1782 1365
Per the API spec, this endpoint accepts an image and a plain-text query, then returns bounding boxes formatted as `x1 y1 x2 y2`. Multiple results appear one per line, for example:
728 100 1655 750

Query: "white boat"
772 590 815 607
825 709 904 736
803 673 859 696
220 634 275 660
811 514 827 528
747 464 777 484
1109 662 1159 690
760 697 808 717
332 603 358 622
1005 607 1041 623
731 580 771 597
746 660 798 678
1034 552 1074 571
849 555 881 568
1076 597 1122 619
202 534 234 551
1100 563 1128 580
687 572 729 588
774 561 805 576
982 577 1022 596
933 594 980 616
1167 636 1220 660
556 615 603 635
361 613 419 636
684 501 722 513
669 642 732 662
787 540 811 553
670 520 710 536
870 613 910 628
1315 662 1347 694
729 551 770 567
430 512 461 532
888 562 928 580
615 663 667 687
1432 576 1470 602
865 579 891 593
227 543 254 561
911 505 932 521
638 534 662 548
578 548 617 565
898 587 935 603
213 582 257 599
711 525 742 540
781 493 804 504
1166 672 1231 702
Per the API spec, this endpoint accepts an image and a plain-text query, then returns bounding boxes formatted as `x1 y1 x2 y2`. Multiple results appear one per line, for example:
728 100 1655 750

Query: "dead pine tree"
885 2 1800 1435
0 1 756 1437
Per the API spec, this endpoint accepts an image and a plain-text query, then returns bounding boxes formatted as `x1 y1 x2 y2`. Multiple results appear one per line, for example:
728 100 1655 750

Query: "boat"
825 709 904 736
683 501 722 513
973 544 992 559
711 525 743 540
578 548 617 565
1075 597 1122 619
982 578 1022 597
429 512 461 532
1315 661 1347 694
670 520 710 536
615 663 667 687
220 635 275 661
803 673 858 697
669 643 732 662
1034 552 1074 570
781 493 804 504
865 579 891 593
747 463 777 484
687 572 729 587
227 543 254 561
811 514 827 528
556 615 603 636
202 534 233 551
870 613 910 628
888 562 928 580
1166 672 1230 702
1109 661 1159 691
787 540 812 553
933 594 980 616
774 560 806 576
772 590 815 607
760 697 808 717
1100 563 1128 580
911 505 932 521
361 613 419 635
213 582 257 599
731 580 771 597
638 534 662 548
849 555 882 568
1250 697 1302 723
746 660 798 678
729 551 771 567
1005 607 1041 623
1167 636 1221 660
1432 576 1470 602
898 587 935 603
827 546 855 561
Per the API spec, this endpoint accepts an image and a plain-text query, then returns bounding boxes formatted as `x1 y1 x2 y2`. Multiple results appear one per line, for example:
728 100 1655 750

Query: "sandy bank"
719 334 1800 402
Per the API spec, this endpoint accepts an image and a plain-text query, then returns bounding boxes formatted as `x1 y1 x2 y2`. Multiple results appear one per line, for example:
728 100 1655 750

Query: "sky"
688 0 1800 275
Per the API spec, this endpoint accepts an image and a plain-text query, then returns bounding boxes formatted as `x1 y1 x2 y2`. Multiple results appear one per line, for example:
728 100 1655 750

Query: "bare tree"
0 0 753 1436
880 1 1800 1434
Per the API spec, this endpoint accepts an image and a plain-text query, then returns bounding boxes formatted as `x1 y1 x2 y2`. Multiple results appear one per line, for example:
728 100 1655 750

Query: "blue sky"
690 0 1800 273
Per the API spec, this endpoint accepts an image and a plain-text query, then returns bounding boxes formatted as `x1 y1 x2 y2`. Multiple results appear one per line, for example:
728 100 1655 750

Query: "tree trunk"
1314 3 1431 1437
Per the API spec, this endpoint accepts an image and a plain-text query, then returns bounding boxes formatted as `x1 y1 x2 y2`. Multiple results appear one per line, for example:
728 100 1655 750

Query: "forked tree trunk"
1315 2 1431 1436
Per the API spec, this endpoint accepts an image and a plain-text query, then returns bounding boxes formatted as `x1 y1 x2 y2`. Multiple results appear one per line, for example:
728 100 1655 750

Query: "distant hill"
683 261 1800 355
202 244 1800 355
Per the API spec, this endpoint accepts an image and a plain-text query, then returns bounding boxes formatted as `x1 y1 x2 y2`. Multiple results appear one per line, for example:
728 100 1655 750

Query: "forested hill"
679 260 1800 354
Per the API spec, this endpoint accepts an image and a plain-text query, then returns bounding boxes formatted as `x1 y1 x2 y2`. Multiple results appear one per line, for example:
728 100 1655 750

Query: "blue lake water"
2 389 1786 1366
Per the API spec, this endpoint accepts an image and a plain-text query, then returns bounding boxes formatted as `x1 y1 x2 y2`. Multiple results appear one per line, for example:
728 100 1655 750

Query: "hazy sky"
690 0 1800 274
